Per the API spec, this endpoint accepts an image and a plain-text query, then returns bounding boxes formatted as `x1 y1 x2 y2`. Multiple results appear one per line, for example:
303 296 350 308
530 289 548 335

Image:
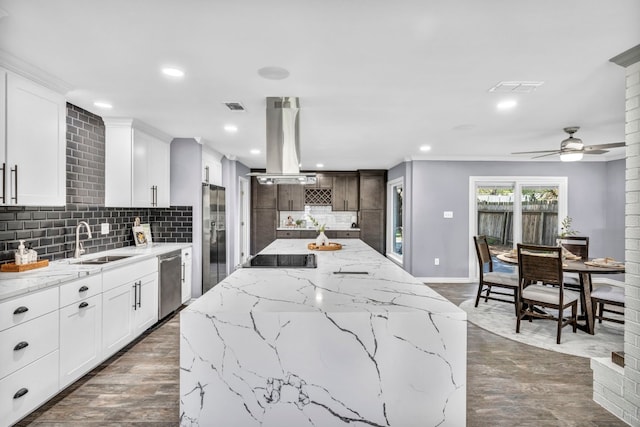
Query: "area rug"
460 298 624 358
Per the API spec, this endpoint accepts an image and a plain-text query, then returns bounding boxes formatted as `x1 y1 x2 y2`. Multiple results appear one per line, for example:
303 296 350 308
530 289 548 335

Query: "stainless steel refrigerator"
202 184 226 293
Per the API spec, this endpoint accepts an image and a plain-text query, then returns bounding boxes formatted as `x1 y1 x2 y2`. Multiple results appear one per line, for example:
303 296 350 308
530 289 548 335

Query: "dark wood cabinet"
359 209 385 252
305 173 332 189
358 170 386 254
332 174 359 211
276 229 301 238
251 177 277 254
277 184 305 211
359 171 385 210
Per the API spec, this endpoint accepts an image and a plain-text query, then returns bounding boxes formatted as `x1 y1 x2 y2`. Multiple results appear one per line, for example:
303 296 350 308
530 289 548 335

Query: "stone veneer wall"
0 104 192 262
597 47 640 426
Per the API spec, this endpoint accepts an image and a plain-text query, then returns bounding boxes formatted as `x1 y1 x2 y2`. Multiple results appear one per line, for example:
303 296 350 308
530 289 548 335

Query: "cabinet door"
148 138 170 207
278 185 304 211
252 177 277 209
102 283 134 358
59 295 102 388
181 249 192 304
132 129 153 207
359 173 385 210
344 175 359 211
202 150 222 186
0 69 5 186
251 209 277 254
360 209 385 253
133 273 158 335
6 73 66 206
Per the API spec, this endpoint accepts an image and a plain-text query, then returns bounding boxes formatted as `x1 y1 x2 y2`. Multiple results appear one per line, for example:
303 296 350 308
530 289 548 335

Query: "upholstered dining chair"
558 236 590 309
473 235 519 315
591 284 625 329
516 243 578 344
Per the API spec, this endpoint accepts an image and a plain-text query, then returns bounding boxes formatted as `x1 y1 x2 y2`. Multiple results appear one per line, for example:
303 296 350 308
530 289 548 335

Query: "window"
469 176 567 279
387 178 404 264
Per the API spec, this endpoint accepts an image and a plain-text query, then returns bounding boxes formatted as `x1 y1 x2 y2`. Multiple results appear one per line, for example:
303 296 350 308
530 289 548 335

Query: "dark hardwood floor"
17 284 625 426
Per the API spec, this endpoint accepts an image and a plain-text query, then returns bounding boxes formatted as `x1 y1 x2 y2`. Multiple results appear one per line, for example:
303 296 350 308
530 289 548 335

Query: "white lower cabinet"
102 258 158 359
0 350 59 427
181 247 192 303
59 294 103 389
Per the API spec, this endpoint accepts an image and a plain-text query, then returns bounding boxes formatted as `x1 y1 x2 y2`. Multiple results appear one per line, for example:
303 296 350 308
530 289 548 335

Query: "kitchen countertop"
180 239 466 426
0 243 191 302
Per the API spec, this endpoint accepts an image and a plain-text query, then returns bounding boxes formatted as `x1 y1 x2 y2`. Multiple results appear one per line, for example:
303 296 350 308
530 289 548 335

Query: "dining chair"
473 235 519 315
516 243 578 344
591 283 625 328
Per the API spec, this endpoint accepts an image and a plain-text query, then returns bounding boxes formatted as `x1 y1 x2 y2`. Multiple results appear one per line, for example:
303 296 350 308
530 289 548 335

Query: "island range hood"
249 97 317 185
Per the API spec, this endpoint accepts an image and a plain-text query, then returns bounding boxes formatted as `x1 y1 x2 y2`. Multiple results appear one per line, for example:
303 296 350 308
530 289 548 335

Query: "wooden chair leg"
513 290 519 317
474 282 484 308
598 301 604 324
556 311 562 344
484 285 491 302
516 300 522 333
572 303 577 333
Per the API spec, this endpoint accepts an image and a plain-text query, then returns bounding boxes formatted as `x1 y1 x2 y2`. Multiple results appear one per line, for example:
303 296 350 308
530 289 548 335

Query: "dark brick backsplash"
0 103 193 263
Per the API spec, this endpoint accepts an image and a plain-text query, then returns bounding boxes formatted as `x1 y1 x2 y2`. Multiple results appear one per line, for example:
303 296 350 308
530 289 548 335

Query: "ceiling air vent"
224 102 246 111
489 81 544 93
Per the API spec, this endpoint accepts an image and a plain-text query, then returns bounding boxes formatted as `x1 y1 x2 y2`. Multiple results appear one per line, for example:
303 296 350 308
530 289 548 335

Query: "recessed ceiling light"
250 149 261 155
316 163 324 168
162 67 184 78
93 101 113 109
497 100 517 110
223 124 238 133
419 145 431 152
257 66 290 80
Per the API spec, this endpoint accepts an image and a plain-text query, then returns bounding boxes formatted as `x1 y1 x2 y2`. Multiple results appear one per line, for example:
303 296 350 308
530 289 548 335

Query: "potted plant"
308 215 329 246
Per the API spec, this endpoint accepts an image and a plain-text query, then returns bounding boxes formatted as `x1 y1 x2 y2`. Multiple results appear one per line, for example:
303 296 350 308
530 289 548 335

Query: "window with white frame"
387 178 404 264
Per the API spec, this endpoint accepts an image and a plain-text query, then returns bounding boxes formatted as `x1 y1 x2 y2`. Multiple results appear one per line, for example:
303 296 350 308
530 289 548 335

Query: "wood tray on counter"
1 259 49 272
307 242 343 251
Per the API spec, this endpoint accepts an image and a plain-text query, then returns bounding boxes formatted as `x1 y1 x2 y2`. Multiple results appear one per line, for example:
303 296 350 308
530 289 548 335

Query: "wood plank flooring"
17 284 626 426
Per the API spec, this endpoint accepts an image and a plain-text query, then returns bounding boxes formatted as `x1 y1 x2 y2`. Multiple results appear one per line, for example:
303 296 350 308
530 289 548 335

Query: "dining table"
496 252 624 335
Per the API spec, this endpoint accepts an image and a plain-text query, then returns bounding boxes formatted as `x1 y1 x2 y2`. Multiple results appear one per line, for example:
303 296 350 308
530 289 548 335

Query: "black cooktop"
244 254 317 268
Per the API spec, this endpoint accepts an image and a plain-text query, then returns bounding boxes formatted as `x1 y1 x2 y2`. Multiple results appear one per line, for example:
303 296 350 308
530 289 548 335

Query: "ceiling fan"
512 127 625 161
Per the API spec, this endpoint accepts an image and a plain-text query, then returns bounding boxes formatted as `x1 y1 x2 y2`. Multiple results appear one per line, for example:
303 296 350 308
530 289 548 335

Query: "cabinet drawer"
0 350 59 427
59 274 102 307
102 257 157 292
0 311 59 379
336 231 360 239
276 230 301 238
0 287 59 332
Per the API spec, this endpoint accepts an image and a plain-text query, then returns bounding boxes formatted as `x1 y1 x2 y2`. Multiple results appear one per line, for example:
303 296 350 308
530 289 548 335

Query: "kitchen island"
180 239 466 426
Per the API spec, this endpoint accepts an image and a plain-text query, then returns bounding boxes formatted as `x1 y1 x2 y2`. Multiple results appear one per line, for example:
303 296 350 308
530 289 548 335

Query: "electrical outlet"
434 258 440 265
101 223 110 235
443 211 453 218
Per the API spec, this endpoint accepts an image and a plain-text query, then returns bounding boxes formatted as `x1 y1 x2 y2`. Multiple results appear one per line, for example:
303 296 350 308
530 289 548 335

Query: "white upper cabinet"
1 70 66 206
104 118 171 207
202 147 222 186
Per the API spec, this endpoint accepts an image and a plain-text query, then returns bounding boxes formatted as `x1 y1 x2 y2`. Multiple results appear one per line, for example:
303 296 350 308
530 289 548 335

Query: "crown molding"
610 44 640 68
0 49 73 94
102 117 173 143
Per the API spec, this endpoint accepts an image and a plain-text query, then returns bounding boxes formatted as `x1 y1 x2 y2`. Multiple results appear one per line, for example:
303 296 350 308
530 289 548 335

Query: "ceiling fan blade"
584 142 625 151
511 149 561 155
532 152 560 159
583 149 609 155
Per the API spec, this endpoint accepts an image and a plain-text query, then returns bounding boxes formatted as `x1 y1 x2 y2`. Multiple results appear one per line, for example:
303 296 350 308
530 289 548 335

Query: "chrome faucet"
74 221 93 258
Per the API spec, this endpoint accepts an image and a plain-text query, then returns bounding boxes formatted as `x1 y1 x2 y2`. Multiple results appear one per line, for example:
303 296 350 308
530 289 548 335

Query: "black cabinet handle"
13 341 29 351
13 306 29 315
79 285 89 292
11 164 18 204
132 283 138 310
137 281 142 308
13 388 29 399
79 301 89 309
181 263 185 283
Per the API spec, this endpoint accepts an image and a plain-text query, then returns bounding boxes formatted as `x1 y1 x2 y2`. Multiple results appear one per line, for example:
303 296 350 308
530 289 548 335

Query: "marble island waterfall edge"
180 239 467 427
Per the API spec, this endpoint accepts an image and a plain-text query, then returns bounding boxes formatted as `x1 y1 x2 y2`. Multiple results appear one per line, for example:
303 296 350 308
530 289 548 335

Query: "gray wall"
391 160 624 278
222 158 250 274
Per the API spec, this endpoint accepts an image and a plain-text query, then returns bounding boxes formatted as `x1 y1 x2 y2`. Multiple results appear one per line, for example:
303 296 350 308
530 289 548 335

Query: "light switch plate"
443 211 453 218
101 223 110 235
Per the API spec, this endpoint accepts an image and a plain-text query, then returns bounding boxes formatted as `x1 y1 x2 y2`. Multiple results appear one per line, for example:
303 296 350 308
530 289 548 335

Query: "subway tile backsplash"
0 103 193 263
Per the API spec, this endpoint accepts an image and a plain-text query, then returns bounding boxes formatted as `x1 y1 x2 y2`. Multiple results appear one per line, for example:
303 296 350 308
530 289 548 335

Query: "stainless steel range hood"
249 97 316 185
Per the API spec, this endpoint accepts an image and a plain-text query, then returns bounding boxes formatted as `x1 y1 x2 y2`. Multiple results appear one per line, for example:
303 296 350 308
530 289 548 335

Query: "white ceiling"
0 0 638 170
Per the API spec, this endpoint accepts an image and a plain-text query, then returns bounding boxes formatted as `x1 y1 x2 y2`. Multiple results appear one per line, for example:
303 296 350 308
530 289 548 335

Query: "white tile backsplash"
280 207 357 229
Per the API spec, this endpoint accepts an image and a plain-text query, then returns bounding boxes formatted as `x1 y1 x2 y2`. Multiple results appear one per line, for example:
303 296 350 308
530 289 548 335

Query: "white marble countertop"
181 239 466 426
188 239 461 317
0 243 191 302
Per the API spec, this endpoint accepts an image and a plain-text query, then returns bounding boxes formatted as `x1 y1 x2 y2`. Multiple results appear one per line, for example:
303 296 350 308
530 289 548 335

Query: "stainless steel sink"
73 255 132 265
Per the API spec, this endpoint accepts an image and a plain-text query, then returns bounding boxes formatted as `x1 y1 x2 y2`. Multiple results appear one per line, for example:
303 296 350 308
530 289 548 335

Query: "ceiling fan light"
560 152 583 162
562 137 584 150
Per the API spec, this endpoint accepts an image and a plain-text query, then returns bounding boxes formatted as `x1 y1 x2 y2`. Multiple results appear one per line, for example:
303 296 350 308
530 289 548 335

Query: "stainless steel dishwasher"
158 250 182 320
